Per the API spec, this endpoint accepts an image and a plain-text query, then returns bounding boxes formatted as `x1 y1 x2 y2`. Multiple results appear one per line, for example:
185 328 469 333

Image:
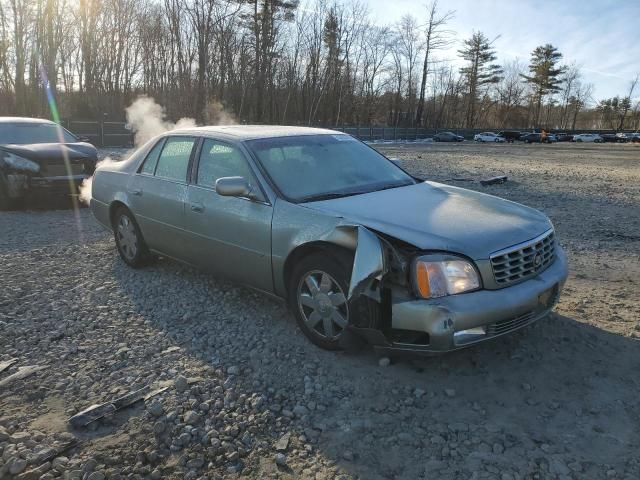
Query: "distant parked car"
600 134 626 143
554 133 574 142
0 117 98 209
521 133 557 144
627 132 640 143
497 131 521 143
573 133 603 143
433 131 464 142
474 132 505 143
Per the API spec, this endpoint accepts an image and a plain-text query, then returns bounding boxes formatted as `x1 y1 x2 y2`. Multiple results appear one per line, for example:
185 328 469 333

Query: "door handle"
190 202 204 213
130 188 142 196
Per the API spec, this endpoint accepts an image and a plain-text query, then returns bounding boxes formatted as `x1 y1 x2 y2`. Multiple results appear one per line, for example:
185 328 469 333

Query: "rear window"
154 137 196 182
0 122 77 144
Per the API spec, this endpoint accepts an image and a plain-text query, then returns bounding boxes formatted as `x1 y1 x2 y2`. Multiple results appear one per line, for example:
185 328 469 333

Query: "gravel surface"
1 142 639 479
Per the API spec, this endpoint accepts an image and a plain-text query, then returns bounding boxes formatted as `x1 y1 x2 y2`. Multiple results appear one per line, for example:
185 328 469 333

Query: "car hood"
304 181 552 259
0 142 98 165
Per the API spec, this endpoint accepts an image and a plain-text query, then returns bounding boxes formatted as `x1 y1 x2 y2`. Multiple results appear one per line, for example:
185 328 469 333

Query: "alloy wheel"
117 214 138 261
297 270 349 339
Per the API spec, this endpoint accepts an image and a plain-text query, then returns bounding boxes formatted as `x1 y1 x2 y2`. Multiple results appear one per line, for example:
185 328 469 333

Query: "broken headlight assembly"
412 254 481 298
1 152 40 173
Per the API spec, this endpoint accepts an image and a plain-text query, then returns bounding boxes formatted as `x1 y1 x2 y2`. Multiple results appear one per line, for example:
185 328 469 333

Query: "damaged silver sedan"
90 126 568 354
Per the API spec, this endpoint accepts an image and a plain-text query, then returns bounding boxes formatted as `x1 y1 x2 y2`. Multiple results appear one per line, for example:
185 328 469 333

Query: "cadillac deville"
90 126 568 354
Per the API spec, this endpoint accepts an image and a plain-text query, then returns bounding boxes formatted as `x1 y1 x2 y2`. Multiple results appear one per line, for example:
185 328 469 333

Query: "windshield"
0 123 78 145
246 134 415 202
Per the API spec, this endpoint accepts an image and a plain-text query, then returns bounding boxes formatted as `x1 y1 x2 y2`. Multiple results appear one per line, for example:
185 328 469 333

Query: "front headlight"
413 254 480 298
2 152 40 173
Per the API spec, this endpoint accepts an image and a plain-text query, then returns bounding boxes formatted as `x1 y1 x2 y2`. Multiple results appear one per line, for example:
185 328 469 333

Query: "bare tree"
415 0 454 126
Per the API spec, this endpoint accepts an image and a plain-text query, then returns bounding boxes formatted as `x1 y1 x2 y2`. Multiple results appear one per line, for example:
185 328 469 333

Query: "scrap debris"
480 175 508 186
0 358 18 374
0 365 47 389
69 385 169 428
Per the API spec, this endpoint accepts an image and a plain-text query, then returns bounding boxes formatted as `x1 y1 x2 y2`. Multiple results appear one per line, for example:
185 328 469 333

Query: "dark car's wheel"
113 207 151 268
0 177 10 211
288 251 380 350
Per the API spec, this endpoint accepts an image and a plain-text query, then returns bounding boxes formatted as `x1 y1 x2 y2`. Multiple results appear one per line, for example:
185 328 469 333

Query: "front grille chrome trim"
490 229 555 287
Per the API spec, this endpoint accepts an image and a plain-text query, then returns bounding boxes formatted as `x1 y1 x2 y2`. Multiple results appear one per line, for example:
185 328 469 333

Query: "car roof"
169 125 343 141
0 116 57 125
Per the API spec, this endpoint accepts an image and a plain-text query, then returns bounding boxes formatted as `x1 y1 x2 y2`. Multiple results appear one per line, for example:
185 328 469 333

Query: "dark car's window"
154 137 196 182
246 134 414 202
0 122 77 144
197 139 253 187
139 139 165 175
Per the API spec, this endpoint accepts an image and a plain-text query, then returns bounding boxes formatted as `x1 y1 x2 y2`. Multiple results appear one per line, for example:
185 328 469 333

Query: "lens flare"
39 61 84 241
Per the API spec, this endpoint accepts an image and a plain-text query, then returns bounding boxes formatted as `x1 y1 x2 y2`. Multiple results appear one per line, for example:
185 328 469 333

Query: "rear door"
127 135 197 259
184 138 273 292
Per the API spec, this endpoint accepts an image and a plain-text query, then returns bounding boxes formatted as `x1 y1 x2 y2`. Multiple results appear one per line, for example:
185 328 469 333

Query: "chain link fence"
62 120 636 147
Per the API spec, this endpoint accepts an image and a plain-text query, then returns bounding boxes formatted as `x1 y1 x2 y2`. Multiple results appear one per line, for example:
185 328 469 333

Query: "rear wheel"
288 251 380 350
112 207 151 268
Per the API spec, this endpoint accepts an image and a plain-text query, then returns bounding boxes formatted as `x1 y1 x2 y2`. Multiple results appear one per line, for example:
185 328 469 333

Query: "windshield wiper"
298 190 372 203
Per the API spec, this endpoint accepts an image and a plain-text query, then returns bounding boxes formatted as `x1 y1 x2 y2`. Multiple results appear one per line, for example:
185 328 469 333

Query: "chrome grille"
487 311 535 336
490 230 555 286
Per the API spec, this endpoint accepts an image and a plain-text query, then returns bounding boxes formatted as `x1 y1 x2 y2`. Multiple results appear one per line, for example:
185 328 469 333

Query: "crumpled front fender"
348 226 385 300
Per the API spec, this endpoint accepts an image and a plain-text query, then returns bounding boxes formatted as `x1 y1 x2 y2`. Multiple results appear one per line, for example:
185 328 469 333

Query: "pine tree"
458 31 502 128
521 44 566 127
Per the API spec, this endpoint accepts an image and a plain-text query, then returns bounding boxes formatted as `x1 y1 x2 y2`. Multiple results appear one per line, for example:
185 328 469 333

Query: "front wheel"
288 251 380 350
113 207 152 268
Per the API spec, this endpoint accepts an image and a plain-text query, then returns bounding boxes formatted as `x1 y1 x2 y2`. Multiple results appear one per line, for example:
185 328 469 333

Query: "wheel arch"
283 241 354 295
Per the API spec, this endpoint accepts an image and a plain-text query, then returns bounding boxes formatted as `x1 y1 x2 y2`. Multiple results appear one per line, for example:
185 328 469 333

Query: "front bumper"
29 174 88 193
357 245 569 355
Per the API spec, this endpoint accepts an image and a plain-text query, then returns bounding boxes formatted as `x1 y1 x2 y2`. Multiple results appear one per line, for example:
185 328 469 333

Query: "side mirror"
215 176 255 199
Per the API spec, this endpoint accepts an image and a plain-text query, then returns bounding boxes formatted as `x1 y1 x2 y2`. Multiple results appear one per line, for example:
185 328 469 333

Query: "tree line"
0 0 638 130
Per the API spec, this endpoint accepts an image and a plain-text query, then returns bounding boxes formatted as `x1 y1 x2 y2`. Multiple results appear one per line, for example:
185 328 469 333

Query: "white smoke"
126 96 197 147
78 156 117 205
79 96 236 205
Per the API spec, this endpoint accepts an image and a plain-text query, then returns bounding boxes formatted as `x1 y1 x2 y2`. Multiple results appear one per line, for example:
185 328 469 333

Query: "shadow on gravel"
110 252 640 479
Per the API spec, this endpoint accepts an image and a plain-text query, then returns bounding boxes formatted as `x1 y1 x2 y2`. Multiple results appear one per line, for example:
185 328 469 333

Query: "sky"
366 0 640 104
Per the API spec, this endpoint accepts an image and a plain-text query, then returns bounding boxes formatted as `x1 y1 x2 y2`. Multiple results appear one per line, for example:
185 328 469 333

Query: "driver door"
184 138 273 292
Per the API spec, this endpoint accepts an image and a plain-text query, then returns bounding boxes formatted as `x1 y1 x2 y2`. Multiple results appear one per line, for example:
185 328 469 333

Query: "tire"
112 206 152 268
0 177 10 211
288 250 381 350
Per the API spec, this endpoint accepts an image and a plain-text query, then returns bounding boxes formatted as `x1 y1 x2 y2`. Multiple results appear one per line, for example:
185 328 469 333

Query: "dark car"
553 133 574 142
433 131 464 142
0 117 97 209
521 133 557 144
600 133 626 143
497 131 521 143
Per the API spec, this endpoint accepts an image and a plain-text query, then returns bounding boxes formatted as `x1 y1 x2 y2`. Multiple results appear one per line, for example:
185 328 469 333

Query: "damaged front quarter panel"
348 226 386 301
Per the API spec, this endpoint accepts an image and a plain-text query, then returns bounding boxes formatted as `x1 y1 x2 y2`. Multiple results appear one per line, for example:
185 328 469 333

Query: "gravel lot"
1 142 639 480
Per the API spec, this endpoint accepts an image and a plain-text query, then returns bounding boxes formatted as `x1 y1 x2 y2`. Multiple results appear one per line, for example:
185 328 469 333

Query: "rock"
342 451 354 461
148 401 164 417
444 388 456 397
184 410 201 425
227 366 240 375
275 453 287 466
86 472 106 480
293 405 309 417
378 357 391 367
175 375 188 392
9 458 27 475
275 433 291 452
153 421 166 434
493 443 505 454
